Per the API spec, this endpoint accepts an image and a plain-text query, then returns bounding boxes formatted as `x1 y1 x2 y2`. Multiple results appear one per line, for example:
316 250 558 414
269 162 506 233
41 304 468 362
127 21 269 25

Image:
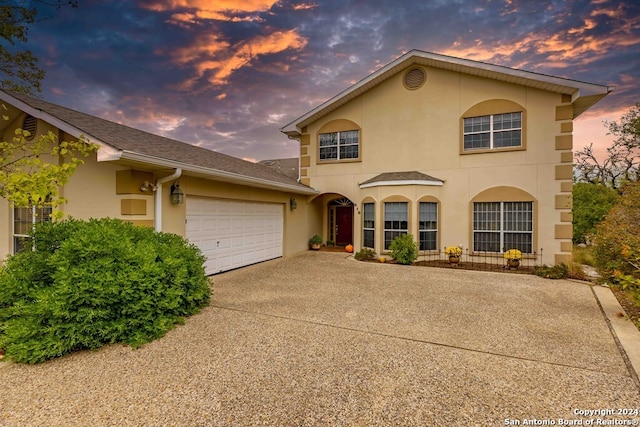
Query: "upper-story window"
463 111 522 151
319 130 359 161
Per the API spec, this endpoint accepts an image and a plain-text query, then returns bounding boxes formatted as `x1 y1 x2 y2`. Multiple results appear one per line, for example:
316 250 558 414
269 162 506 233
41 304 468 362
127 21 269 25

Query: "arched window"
461 100 526 153
317 119 361 162
418 197 439 251
471 187 536 254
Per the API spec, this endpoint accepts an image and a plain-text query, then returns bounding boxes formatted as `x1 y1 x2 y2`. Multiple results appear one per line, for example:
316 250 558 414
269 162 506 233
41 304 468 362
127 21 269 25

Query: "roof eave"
119 150 319 195
0 90 117 158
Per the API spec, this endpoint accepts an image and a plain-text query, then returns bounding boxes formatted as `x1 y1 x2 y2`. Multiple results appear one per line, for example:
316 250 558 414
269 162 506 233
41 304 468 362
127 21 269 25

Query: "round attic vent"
22 115 37 140
403 67 426 90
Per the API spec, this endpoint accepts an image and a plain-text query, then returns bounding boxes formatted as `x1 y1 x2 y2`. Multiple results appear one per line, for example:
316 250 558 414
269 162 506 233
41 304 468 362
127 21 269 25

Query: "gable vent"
22 115 37 140
403 67 426 90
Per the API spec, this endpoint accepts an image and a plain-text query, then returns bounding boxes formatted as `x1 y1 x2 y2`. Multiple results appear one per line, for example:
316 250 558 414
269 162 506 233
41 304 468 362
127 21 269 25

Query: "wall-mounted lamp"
170 181 184 205
290 197 297 210
140 180 156 193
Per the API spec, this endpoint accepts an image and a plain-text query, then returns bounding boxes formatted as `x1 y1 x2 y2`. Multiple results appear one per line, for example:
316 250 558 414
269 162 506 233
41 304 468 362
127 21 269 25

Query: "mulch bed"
413 260 536 274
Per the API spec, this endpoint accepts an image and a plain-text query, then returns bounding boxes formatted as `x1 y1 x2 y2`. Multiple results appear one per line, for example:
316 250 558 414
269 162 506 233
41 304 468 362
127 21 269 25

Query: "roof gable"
0 90 316 195
281 50 610 136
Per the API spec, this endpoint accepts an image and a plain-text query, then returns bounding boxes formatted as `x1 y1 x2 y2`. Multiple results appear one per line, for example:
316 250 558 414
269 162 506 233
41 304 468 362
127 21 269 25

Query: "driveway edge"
592 284 640 390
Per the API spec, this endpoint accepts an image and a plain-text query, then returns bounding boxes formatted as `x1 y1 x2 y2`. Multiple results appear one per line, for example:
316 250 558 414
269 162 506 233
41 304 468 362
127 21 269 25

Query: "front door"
335 206 353 246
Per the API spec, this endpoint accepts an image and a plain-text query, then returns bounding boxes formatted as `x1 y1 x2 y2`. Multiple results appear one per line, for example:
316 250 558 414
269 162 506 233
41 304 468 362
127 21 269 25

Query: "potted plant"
309 234 323 250
445 246 463 264
504 249 522 269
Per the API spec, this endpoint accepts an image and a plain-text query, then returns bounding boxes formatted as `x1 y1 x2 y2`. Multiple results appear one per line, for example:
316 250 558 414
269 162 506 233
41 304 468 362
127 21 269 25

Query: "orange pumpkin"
345 244 354 253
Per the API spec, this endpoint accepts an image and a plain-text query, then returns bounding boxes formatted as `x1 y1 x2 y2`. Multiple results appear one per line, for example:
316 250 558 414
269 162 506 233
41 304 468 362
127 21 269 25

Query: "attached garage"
186 197 284 275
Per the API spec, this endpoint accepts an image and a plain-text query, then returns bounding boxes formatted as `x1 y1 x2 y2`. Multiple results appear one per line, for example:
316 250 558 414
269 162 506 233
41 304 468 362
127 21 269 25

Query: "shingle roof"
257 158 300 180
359 171 444 188
3 91 315 194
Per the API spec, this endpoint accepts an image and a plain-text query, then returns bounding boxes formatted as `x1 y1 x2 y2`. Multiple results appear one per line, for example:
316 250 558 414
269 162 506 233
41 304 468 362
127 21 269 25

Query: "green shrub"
572 183 618 244
593 182 640 294
0 218 210 364
354 248 376 261
389 234 418 265
534 263 569 279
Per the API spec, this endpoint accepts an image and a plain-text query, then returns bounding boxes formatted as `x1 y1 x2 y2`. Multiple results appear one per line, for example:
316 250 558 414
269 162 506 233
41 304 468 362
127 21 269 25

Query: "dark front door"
335 206 353 246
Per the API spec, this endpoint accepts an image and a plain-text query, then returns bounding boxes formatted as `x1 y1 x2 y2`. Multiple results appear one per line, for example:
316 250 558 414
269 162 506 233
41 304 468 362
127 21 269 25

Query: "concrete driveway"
1 251 639 426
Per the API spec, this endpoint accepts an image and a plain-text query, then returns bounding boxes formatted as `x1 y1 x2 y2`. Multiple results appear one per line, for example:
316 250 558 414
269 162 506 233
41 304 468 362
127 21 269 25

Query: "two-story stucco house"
280 50 610 265
0 50 610 274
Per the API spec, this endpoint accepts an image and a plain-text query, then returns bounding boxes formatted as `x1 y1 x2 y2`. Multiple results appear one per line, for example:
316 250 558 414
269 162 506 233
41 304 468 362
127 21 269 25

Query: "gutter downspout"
154 168 182 233
287 135 302 182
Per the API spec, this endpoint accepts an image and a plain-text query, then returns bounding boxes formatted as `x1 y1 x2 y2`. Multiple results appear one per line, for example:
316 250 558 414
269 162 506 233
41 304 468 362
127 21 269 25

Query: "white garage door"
186 198 284 275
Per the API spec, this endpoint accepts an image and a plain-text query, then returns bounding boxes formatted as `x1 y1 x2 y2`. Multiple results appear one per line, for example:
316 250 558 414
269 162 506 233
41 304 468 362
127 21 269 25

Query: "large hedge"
572 182 618 244
594 182 640 294
0 218 210 364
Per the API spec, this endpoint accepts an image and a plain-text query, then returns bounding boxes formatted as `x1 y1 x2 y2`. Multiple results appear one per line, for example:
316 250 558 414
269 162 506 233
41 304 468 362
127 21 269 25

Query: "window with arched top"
361 198 376 249
317 119 361 163
418 197 440 251
471 187 537 254
381 196 411 250
461 100 526 153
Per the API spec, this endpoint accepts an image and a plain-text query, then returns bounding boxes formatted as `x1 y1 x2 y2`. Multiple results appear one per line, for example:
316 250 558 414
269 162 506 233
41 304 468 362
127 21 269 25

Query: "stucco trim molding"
360 179 444 189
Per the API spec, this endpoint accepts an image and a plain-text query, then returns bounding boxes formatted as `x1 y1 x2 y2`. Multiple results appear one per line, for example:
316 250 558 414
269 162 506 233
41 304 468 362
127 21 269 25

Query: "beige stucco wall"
300 65 572 265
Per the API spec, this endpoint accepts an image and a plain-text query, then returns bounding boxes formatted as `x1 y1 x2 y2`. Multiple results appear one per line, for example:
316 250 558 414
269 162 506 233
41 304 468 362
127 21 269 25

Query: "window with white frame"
419 202 438 251
463 112 522 151
473 201 533 253
363 202 375 249
384 202 408 250
13 204 52 253
319 130 359 161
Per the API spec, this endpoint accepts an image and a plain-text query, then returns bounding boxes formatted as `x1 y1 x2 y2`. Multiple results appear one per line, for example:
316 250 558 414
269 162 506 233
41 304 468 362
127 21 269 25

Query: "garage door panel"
186 198 284 275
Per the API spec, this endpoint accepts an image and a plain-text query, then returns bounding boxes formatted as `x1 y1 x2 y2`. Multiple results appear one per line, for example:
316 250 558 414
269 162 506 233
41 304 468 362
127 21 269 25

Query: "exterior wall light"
140 180 156 192
170 182 184 205
290 197 297 210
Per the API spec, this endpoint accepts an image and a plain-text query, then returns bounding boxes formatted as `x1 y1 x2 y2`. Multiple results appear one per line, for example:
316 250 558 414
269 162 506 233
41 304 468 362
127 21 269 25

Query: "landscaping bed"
413 259 536 274
611 286 640 329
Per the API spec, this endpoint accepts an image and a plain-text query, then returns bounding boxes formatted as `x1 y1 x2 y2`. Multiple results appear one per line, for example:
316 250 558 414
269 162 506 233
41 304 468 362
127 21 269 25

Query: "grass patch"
573 245 596 266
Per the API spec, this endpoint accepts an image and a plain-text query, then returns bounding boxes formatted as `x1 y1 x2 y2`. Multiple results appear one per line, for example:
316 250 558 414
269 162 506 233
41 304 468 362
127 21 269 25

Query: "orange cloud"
168 29 307 86
534 9 639 65
443 4 639 72
293 3 317 10
140 0 278 22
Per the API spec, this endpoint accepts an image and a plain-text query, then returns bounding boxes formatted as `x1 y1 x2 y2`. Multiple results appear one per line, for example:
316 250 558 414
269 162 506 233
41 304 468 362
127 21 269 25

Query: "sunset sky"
23 0 640 162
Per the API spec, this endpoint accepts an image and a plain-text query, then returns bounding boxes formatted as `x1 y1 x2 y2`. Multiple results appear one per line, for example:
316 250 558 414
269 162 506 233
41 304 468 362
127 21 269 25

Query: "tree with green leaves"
1 1 89 217
0 1 78 94
0 115 97 219
574 103 640 190
572 182 618 244
594 181 640 294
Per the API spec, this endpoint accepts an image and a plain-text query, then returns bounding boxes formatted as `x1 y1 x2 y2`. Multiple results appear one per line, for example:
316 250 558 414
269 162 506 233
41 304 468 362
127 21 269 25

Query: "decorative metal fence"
414 248 544 274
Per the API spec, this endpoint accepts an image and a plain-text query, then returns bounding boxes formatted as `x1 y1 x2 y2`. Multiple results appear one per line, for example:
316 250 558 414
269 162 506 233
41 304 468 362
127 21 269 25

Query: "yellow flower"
445 246 462 257
504 249 522 260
